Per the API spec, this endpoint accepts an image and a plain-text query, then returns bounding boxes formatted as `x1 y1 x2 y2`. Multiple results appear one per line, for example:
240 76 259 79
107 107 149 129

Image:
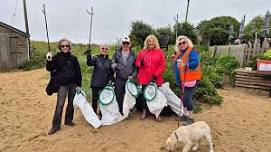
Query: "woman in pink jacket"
135 35 166 121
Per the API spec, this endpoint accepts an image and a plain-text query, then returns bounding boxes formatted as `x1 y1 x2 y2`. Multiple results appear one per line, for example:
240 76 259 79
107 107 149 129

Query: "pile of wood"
235 69 271 91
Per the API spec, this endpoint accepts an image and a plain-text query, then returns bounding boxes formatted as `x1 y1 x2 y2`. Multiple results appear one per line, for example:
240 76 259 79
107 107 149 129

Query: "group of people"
45 34 201 135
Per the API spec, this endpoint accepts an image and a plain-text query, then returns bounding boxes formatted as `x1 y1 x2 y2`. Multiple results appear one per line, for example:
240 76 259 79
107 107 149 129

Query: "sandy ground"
0 69 271 152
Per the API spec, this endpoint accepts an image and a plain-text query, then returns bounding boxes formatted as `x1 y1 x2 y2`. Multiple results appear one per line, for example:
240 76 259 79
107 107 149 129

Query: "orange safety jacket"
177 47 202 82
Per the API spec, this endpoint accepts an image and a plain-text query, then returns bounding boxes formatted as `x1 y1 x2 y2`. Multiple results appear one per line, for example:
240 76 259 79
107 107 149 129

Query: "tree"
129 21 155 48
155 26 175 45
173 22 197 43
244 16 271 41
197 16 240 46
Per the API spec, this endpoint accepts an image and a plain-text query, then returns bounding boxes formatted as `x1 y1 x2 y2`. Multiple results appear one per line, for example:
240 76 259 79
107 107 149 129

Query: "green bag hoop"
125 79 139 97
143 82 157 101
76 90 86 97
99 85 115 105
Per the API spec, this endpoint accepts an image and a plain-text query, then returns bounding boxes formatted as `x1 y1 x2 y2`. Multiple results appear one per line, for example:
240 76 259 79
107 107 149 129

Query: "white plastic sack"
99 101 124 125
123 88 136 118
146 89 167 118
122 79 137 118
159 82 184 116
99 86 124 125
73 91 102 129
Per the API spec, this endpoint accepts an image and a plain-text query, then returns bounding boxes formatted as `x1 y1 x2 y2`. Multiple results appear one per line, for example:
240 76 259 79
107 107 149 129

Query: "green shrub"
216 56 239 75
216 55 239 85
202 63 224 88
194 76 223 105
21 47 47 70
247 53 264 70
163 46 181 95
262 49 271 60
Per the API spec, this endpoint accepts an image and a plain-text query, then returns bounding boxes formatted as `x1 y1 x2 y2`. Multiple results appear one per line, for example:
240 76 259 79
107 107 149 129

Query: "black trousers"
114 79 126 114
52 83 76 129
136 85 148 112
91 87 103 113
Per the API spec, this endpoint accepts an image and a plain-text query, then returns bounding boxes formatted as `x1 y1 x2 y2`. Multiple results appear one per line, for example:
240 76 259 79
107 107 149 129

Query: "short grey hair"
58 38 72 50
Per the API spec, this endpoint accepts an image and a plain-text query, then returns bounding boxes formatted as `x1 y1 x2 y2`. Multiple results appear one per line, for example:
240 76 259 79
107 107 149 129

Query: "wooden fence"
209 44 246 66
209 38 271 67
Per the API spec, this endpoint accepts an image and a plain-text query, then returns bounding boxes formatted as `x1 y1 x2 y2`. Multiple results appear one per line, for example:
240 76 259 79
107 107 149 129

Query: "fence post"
213 45 217 58
227 45 231 55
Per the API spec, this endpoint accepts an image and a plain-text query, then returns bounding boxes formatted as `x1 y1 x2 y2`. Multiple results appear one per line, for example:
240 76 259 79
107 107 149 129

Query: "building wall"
0 33 9 69
0 26 29 69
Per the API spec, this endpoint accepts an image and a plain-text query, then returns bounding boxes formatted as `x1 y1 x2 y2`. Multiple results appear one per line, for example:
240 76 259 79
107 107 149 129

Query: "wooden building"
0 21 30 69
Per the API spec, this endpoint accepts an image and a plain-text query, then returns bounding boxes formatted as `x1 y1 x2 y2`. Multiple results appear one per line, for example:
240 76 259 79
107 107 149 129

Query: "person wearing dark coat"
46 38 82 135
86 44 114 115
111 36 137 115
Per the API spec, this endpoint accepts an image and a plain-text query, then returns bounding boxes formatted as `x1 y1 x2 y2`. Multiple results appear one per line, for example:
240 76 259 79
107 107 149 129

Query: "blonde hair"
143 34 160 49
58 38 72 50
175 35 194 52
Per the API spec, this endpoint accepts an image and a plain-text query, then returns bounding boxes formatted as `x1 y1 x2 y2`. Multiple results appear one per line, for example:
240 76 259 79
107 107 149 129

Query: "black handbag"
46 70 59 96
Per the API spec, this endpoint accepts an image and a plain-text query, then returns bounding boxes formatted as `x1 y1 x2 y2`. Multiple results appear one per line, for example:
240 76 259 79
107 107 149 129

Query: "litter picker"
42 4 51 57
84 7 94 55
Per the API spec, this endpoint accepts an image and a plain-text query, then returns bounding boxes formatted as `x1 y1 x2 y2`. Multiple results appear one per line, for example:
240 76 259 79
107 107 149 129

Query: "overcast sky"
0 0 270 44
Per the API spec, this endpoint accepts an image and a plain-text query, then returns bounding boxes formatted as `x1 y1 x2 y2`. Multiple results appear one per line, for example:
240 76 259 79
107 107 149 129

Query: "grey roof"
0 21 30 38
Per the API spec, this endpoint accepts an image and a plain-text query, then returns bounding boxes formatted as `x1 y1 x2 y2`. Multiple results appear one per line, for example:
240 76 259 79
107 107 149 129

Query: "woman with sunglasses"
111 36 137 115
46 38 82 135
86 44 114 116
172 35 202 125
135 35 166 121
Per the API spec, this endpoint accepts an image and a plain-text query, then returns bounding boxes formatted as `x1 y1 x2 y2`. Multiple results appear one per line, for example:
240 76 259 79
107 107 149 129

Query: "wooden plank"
235 83 270 90
235 75 269 80
236 71 271 77
235 75 271 80
236 69 271 75
255 71 271 75
236 74 271 80
0 27 9 33
235 80 271 87
0 33 9 69
235 78 271 84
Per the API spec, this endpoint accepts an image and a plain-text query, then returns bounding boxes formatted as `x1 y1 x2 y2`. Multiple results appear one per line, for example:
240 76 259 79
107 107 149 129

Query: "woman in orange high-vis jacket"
172 35 202 125
135 35 166 121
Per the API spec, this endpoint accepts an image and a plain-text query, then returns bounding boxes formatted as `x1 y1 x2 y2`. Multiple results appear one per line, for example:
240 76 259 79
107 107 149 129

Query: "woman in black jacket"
46 38 82 135
86 44 113 116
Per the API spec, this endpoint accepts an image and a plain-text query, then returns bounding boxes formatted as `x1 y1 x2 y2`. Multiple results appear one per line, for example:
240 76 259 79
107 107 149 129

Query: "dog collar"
174 132 179 140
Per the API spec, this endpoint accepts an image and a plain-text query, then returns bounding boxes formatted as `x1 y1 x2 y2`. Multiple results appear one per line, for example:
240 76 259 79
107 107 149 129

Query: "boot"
48 127 60 135
64 122 76 126
140 109 147 120
156 116 163 122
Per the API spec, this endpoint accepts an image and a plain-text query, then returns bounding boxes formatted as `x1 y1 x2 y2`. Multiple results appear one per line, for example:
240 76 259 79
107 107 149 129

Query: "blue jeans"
183 86 194 111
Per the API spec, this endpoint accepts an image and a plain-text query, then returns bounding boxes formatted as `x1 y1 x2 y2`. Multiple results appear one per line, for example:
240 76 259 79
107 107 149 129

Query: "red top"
135 48 166 86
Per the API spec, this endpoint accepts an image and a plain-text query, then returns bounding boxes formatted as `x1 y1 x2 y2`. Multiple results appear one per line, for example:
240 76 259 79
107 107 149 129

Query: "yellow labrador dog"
166 121 214 152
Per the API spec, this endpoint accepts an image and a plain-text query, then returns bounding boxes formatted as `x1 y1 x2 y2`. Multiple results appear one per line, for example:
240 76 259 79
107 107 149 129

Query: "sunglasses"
122 42 129 45
179 41 186 46
60 45 70 48
102 47 108 50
